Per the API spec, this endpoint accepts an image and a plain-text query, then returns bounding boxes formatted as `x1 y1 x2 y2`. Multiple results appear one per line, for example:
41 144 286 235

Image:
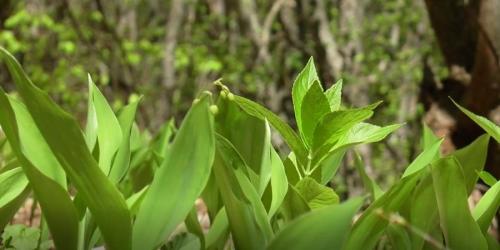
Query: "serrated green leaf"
295 177 339 209
431 157 487 250
133 96 215 250
452 99 500 142
324 79 343 111
300 80 330 147
268 197 363 250
312 108 373 151
0 47 131 250
292 57 318 136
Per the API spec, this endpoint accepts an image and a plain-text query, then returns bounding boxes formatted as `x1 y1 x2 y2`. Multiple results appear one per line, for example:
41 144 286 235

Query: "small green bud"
220 90 227 99
209 105 219 115
192 98 200 105
227 92 235 101
202 90 212 96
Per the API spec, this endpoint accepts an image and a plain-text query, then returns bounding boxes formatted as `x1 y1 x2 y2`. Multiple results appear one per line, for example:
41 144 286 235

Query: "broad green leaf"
151 119 175 155
281 184 310 221
283 152 302 185
0 87 79 250
0 187 30 231
109 98 141 183
213 134 273 250
2 224 41 250
84 75 98 151
201 172 223 221
478 171 497 187
319 148 346 184
312 123 401 168
0 168 28 207
354 152 383 200
232 95 308 166
402 138 443 177
126 186 148 216
0 47 131 250
164 233 201 250
472 181 500 234
337 122 401 146
215 98 271 194
268 197 363 250
422 123 440 151
292 57 318 136
8 97 66 187
0 167 29 230
268 146 288 218
133 96 215 250
408 170 439 250
386 224 412 250
431 157 487 250
312 108 373 151
205 208 229 250
452 134 490 194
88 76 123 174
345 171 423 250
324 79 343 111
452 99 500 142
295 177 339 209
300 80 330 147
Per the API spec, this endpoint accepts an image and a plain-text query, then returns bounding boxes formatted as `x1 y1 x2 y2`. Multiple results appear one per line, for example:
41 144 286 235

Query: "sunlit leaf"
268 197 363 250
292 57 318 137
300 80 330 147
133 95 215 250
324 79 343 111
452 99 500 142
0 47 131 250
295 177 339 209
472 180 500 234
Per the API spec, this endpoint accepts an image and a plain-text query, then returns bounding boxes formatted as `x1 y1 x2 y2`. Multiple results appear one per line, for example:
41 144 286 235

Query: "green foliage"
0 50 498 250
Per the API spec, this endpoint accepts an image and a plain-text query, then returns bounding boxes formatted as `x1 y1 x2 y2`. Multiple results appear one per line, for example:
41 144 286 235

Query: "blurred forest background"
0 0 499 195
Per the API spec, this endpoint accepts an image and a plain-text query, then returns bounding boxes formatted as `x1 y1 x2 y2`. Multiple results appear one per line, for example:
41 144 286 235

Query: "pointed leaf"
324 79 343 111
268 198 363 250
213 134 273 250
452 99 500 142
133 96 215 250
300 80 330 147
472 181 500 234
295 177 339 209
292 58 318 134
432 157 487 250
88 76 123 173
232 95 308 166
0 47 131 250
